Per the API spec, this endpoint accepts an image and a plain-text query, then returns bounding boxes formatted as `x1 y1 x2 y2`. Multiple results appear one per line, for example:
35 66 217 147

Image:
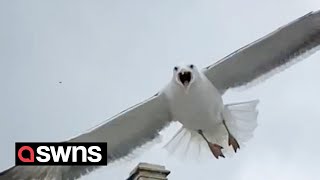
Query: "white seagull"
1 11 320 180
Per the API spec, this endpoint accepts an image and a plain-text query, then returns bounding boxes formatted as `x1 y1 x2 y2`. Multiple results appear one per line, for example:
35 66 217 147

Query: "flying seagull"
1 10 320 180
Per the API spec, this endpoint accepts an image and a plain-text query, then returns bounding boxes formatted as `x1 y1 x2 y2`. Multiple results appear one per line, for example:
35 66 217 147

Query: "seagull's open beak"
178 70 192 90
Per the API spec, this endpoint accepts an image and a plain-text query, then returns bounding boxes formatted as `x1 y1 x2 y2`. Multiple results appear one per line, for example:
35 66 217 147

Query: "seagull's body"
163 65 229 158
1 10 320 180
163 65 257 158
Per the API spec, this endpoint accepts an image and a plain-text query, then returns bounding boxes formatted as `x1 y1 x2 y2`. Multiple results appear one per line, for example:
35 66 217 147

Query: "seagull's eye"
174 66 178 71
189 64 194 69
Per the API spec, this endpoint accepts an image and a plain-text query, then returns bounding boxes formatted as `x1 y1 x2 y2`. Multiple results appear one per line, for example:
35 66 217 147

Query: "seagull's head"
172 64 199 92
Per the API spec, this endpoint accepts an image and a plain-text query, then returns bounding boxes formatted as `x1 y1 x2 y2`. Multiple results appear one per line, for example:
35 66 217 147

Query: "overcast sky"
1 0 320 179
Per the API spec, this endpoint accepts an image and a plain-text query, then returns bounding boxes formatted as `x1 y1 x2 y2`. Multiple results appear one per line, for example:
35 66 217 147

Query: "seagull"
1 10 320 180
162 64 258 159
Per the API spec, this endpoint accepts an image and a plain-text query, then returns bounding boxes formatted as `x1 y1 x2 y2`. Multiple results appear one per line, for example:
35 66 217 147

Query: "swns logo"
15 142 108 166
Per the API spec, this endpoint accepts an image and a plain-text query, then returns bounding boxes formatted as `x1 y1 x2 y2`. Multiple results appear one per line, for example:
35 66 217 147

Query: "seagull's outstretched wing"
205 11 320 93
0 93 172 180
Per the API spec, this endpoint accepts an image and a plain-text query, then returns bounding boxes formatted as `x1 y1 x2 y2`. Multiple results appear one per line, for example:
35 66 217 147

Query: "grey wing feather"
0 93 172 180
204 11 320 93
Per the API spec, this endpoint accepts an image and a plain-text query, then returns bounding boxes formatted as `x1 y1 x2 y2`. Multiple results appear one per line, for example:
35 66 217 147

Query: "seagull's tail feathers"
163 125 228 160
223 100 259 145
164 127 207 161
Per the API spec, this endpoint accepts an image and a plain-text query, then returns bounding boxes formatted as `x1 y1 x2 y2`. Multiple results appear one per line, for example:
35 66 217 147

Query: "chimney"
127 162 170 180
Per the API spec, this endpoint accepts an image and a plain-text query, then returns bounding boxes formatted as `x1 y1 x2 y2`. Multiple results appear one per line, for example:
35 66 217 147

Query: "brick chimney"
127 162 170 180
